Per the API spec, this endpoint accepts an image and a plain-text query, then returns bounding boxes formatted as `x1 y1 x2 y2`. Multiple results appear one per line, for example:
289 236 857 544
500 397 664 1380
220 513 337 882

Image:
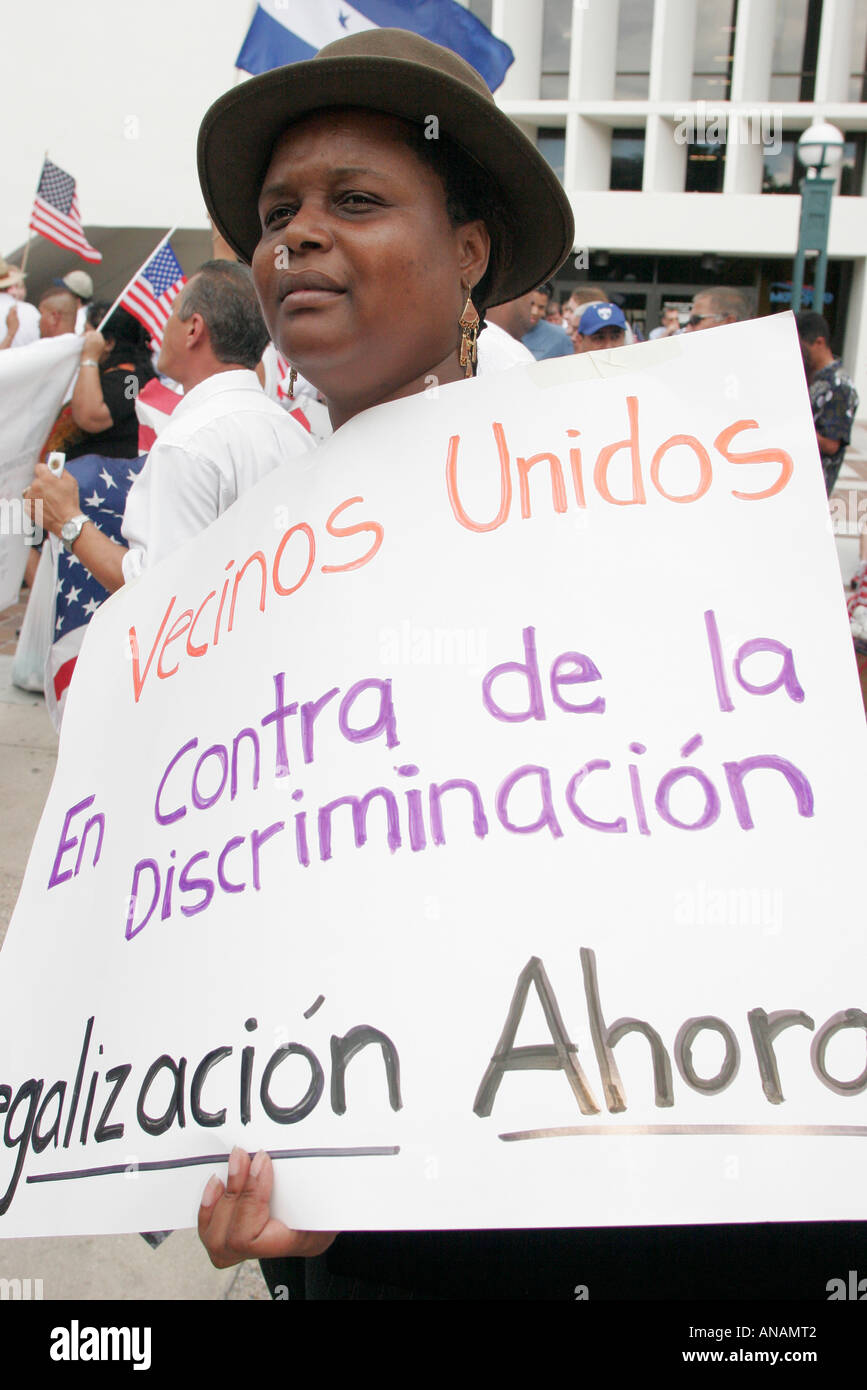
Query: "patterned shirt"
808 360 859 465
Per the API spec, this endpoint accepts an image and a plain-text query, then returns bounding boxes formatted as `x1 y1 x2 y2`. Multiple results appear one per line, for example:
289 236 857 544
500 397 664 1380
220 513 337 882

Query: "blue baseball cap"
578 302 626 336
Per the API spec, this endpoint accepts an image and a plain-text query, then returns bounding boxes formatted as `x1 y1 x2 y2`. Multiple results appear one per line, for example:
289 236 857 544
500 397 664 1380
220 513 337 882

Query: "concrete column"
643 0 697 192
644 113 687 192
565 115 613 194
648 0 698 102
491 0 544 101
724 0 777 193
722 120 764 195
563 0 620 195
815 0 856 103
729 0 776 101
568 0 619 100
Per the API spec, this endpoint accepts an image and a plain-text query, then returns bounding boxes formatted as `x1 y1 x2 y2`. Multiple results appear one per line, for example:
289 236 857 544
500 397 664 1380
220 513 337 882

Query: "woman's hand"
23 464 82 536
198 1146 337 1268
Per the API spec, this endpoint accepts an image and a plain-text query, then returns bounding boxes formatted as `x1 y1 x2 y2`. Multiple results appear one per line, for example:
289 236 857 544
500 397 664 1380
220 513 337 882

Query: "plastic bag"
10 543 56 692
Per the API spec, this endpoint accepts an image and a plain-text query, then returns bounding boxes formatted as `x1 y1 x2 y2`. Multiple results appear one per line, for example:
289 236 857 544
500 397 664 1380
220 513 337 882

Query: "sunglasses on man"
687 313 723 328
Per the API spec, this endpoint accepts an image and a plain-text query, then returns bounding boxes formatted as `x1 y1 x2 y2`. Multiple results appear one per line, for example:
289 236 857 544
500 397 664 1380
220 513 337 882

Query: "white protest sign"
0 334 81 610
1 314 865 1238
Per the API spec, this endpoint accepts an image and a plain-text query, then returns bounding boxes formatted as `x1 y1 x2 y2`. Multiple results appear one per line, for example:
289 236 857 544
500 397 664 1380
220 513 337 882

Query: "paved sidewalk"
0 653 269 1301
0 588 27 657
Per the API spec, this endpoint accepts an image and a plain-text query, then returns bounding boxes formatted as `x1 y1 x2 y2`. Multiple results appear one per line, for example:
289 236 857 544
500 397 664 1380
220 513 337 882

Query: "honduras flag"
236 0 514 92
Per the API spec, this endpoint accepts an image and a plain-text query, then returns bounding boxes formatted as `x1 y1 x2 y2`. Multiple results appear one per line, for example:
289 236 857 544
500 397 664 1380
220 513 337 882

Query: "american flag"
121 242 186 349
28 159 102 264
46 452 147 729
134 376 184 451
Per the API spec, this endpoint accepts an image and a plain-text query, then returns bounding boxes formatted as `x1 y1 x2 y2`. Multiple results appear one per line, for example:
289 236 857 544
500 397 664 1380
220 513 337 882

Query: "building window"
763 134 865 197
763 139 799 194
541 0 571 98
849 4 867 101
692 0 738 99
610 130 645 190
685 139 726 193
615 0 653 98
770 0 823 102
537 127 566 182
840 135 866 198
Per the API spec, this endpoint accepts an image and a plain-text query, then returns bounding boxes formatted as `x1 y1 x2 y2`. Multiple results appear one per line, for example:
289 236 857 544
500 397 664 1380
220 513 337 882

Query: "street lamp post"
790 121 845 315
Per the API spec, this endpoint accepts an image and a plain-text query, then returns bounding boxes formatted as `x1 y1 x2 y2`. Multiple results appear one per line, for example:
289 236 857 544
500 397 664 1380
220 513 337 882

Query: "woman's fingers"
197 1145 261 1264
197 1147 337 1268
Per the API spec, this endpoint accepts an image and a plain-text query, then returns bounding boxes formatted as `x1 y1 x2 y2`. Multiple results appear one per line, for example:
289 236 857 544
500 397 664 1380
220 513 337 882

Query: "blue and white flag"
236 0 514 92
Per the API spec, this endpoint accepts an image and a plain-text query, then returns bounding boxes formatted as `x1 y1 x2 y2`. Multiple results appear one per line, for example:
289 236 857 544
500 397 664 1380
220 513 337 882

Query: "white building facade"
5 1 866 400
469 0 867 400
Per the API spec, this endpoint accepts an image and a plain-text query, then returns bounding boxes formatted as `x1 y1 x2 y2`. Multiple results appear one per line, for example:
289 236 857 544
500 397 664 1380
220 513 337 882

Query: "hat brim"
198 53 574 308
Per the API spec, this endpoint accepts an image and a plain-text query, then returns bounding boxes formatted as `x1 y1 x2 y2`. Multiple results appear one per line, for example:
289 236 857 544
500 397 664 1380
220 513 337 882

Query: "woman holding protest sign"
193 28 860 1303
193 27 575 1298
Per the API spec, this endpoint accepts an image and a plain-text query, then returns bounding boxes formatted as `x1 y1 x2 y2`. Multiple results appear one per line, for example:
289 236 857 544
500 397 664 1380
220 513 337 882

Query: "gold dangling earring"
459 285 480 378
288 366 297 400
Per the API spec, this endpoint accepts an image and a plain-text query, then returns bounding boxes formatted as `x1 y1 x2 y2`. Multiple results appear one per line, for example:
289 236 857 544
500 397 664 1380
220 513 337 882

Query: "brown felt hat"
197 28 574 308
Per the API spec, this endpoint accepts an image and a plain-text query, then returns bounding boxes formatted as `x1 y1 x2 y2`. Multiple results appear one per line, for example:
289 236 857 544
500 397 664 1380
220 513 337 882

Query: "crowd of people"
0 23 864 1302
24 261 313 595
1 252 318 717
485 278 859 497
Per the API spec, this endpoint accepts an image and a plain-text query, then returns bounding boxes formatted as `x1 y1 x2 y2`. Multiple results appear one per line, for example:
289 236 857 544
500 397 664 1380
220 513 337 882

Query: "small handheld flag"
120 243 186 350
29 159 102 264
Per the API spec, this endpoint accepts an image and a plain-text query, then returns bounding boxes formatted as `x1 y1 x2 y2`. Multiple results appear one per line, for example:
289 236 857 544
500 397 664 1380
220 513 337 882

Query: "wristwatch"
60 513 88 553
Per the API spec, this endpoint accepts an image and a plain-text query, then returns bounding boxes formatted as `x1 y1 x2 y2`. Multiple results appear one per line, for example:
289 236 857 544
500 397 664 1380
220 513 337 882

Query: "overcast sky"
5 0 257 251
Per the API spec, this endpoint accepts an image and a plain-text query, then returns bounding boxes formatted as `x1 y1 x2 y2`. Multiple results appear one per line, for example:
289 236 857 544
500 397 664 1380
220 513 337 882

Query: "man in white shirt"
122 262 315 581
23 261 315 591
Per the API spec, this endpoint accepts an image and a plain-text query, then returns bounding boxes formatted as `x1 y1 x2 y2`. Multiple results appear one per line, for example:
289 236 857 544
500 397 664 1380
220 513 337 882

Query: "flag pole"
20 151 49 275
96 226 177 333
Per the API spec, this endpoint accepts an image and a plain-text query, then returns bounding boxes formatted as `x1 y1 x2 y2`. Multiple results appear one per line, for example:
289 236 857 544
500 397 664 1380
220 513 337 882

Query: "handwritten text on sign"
1 316 865 1237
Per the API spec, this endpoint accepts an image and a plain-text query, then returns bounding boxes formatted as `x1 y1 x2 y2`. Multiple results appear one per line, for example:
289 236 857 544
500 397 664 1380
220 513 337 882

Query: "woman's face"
252 109 489 424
